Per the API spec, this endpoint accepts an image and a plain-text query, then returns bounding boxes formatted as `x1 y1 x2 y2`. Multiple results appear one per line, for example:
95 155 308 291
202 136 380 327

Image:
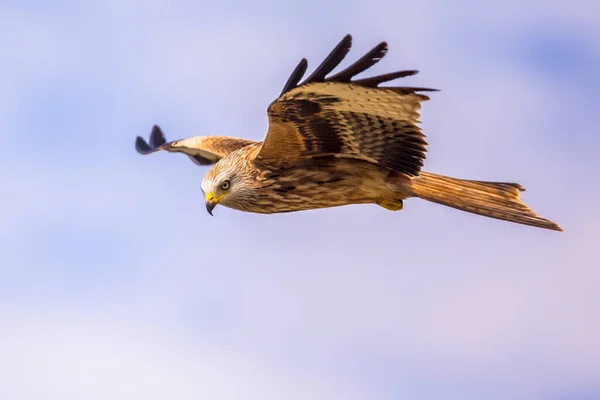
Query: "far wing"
253 34 437 177
135 125 257 166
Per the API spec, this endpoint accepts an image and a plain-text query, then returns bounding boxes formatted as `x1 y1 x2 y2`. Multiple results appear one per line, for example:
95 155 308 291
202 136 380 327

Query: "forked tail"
411 172 562 231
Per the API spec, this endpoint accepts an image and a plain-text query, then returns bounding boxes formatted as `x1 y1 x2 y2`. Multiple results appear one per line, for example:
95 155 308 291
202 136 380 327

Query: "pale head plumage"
201 151 258 213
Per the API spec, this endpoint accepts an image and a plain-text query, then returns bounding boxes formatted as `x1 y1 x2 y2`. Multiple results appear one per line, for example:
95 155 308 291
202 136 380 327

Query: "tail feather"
411 172 562 231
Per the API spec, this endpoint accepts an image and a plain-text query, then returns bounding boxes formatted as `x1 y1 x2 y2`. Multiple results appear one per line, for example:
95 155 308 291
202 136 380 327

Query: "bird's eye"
220 180 230 190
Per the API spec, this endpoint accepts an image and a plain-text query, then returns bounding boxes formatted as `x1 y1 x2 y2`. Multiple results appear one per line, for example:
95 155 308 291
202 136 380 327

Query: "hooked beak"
205 200 216 216
205 192 225 216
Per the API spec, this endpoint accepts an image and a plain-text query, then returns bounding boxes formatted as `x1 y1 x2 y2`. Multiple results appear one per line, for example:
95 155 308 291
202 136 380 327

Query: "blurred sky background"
1 0 599 399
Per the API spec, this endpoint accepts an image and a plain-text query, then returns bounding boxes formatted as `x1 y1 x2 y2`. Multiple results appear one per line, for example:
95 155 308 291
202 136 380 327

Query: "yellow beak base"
205 192 227 216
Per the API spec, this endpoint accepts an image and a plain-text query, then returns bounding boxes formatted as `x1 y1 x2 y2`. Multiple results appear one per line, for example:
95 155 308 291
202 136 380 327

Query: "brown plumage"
135 34 562 232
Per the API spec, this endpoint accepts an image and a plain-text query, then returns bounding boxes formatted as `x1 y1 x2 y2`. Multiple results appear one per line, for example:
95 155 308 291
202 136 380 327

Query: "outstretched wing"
136 125 257 166
253 34 437 177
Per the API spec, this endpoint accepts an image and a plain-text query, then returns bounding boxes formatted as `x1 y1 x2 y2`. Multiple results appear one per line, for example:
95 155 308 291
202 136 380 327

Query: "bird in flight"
135 34 562 231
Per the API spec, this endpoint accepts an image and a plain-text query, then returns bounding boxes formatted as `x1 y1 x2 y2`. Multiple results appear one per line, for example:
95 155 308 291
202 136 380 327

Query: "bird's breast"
234 159 392 214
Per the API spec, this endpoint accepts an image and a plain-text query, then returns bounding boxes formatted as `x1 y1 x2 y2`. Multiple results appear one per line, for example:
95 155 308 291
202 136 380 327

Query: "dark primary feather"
280 58 308 96
135 136 155 155
391 86 440 94
326 41 388 82
352 70 418 87
149 125 166 148
135 125 166 155
300 34 352 84
279 34 436 95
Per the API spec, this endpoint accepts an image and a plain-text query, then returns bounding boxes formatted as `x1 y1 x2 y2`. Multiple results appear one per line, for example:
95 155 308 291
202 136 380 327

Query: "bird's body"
209 149 408 214
135 35 562 231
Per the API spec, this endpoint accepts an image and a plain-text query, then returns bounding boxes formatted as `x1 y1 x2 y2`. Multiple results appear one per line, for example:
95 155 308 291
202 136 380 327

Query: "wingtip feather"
280 35 438 93
327 41 389 83
150 125 166 148
136 125 168 155
281 58 309 95
301 34 353 84
135 136 155 154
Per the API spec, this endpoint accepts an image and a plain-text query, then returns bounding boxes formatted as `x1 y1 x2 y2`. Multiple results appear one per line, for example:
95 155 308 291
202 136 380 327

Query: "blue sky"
1 0 599 399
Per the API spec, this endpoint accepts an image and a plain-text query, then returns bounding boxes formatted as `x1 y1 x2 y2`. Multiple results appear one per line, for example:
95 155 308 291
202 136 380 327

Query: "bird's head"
201 156 253 215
